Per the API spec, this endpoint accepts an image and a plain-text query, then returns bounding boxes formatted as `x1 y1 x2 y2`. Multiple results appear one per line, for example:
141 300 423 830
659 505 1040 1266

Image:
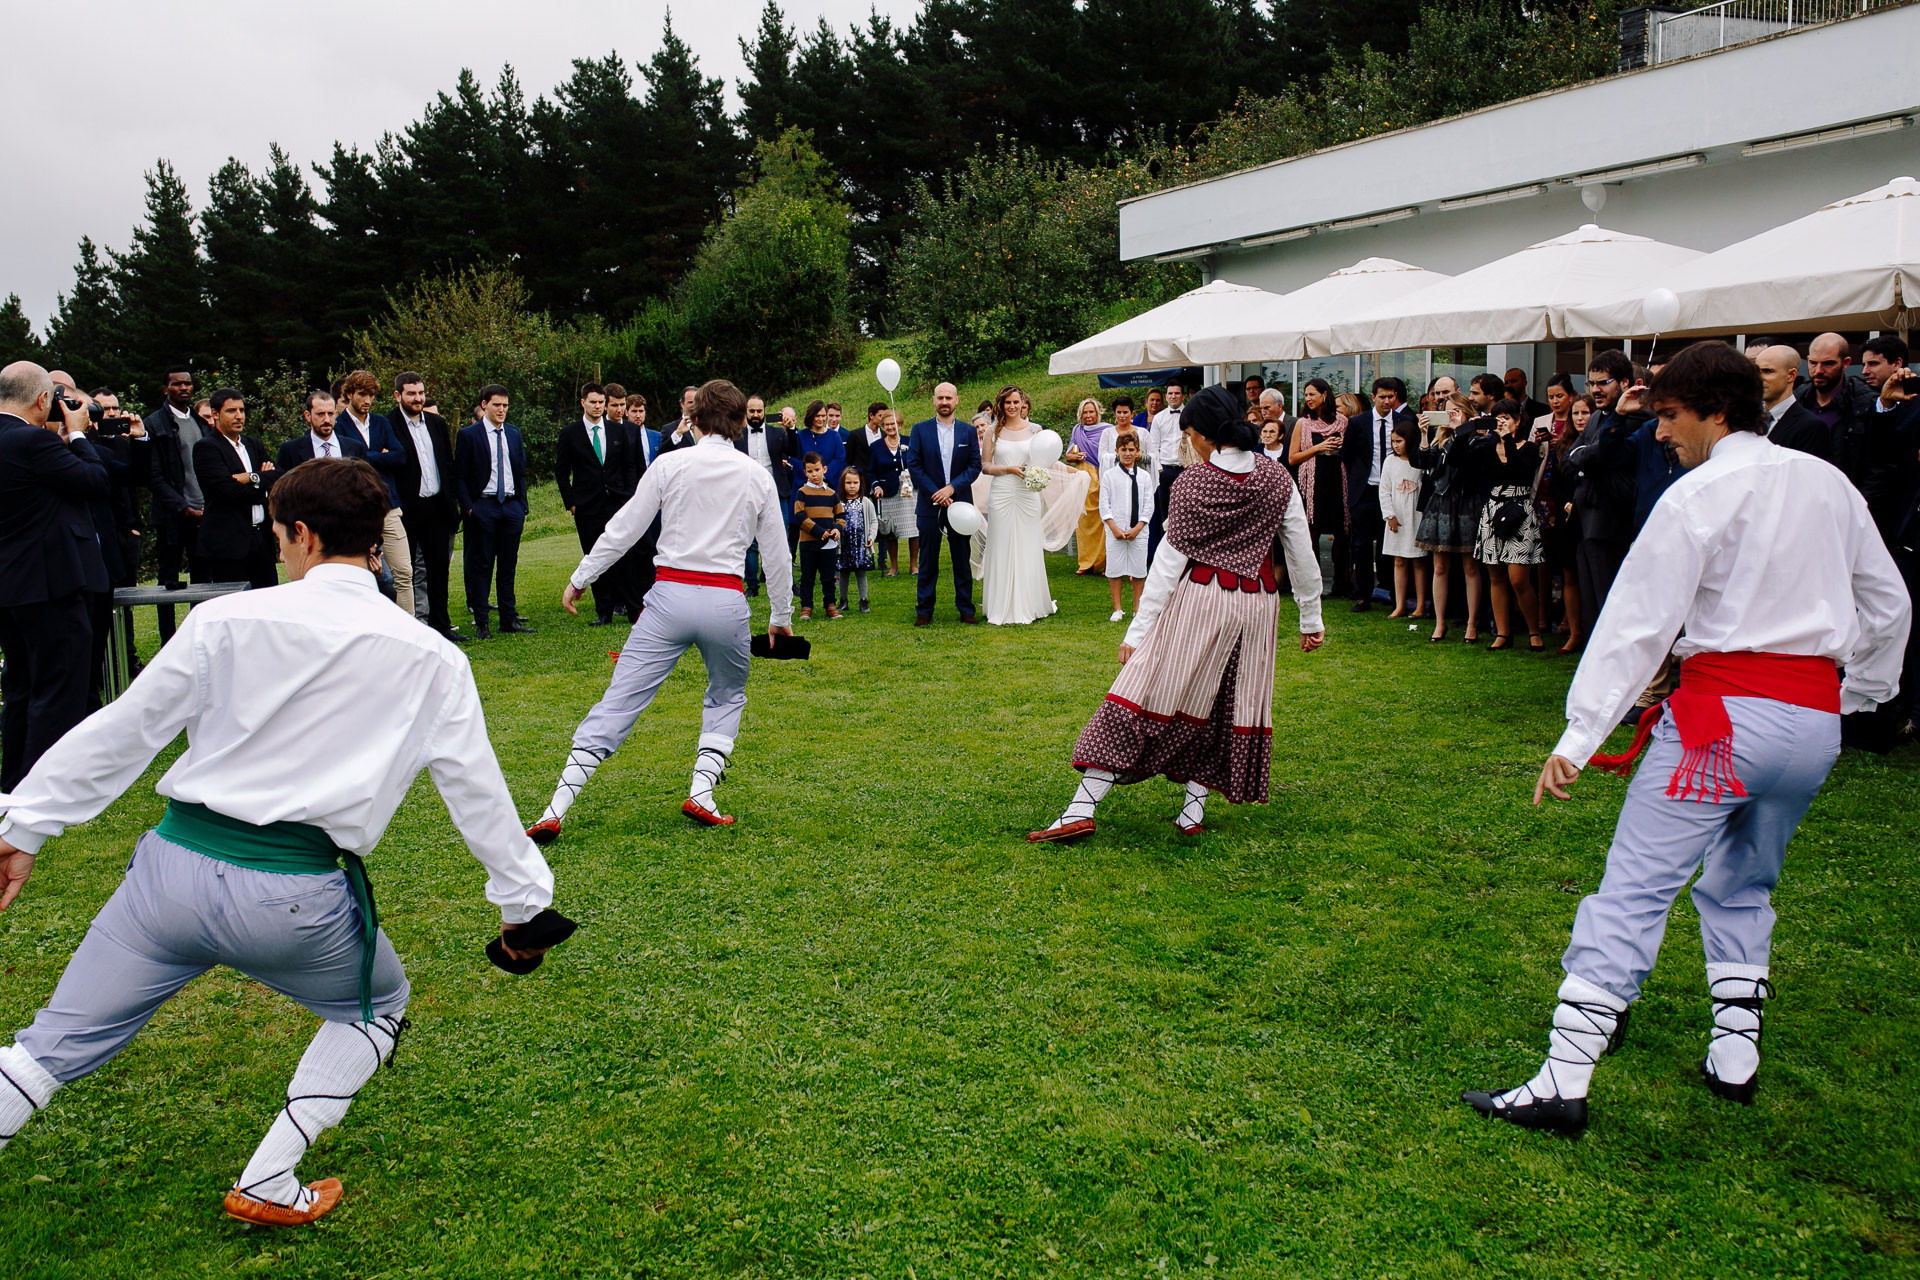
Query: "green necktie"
591 422 604 463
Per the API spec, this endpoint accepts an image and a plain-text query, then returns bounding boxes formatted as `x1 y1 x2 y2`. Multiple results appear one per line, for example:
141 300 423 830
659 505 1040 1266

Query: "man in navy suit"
0 363 110 789
735 394 797 595
1341 377 1417 612
277 391 366 470
334 369 413 616
904 381 981 625
454 384 534 639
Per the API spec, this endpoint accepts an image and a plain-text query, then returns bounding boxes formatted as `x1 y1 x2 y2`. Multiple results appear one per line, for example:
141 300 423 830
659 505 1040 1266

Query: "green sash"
155 799 381 1022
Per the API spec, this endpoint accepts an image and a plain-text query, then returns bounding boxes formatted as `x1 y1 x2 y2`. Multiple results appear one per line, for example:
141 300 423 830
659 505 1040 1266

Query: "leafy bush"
892 144 1195 381
345 265 616 480
677 128 858 396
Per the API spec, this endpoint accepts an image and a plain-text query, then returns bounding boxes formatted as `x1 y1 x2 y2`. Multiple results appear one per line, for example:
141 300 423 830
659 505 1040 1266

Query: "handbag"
1490 499 1528 540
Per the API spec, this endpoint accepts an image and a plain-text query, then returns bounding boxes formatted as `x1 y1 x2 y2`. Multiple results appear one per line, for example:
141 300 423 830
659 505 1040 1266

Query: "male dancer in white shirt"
0 458 563 1225
528 380 792 838
1464 342 1909 1135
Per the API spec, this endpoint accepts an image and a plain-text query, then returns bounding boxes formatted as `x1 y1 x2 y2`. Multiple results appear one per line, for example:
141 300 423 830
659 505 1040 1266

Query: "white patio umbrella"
1327 225 1704 354
1557 175 1920 339
1046 279 1281 375
1184 257 1454 363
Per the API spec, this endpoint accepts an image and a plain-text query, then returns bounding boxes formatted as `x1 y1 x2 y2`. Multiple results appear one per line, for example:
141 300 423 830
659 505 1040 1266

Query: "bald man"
0 364 108 790
905 382 981 624
1755 347 1830 461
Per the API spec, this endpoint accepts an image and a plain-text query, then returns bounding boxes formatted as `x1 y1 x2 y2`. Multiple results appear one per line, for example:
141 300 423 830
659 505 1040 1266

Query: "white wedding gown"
982 431 1057 625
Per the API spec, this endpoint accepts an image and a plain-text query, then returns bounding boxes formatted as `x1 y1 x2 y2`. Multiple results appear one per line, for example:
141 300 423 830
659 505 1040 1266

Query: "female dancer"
1029 385 1325 842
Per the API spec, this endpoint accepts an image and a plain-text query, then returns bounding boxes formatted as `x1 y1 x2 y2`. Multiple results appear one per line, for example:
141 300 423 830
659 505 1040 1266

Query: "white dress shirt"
935 419 958 483
1553 430 1911 768
0 565 554 922
1122 448 1324 648
1098 423 1156 476
572 433 795 627
402 413 440 497
1364 409 1391 486
342 410 374 450
309 430 341 459
483 423 515 498
223 432 264 526
745 421 772 472
1150 404 1185 467
1767 398 1792 430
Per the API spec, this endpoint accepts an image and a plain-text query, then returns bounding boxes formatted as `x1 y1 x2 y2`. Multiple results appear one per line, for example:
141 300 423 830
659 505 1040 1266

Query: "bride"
979 385 1057 625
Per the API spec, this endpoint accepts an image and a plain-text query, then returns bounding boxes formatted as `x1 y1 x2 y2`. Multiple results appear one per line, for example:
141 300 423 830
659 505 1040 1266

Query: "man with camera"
142 366 206 642
0 362 109 790
67 386 146 704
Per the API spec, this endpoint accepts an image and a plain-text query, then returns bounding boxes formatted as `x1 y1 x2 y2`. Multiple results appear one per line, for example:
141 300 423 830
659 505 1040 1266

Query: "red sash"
655 566 745 593
1588 652 1840 802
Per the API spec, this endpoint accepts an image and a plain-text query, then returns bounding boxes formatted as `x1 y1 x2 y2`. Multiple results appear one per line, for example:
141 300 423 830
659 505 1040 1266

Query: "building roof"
1119 3 1919 263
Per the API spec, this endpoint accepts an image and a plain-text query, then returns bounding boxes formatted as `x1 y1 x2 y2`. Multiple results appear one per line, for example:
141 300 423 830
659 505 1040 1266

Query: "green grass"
772 339 1114 431
2 504 1917 1278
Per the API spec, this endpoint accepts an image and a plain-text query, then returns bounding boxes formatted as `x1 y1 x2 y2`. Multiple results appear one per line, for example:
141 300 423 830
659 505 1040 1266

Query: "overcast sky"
2 0 920 331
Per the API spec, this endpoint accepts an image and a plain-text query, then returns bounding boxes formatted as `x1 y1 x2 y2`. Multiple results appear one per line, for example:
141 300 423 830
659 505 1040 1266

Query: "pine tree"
530 54 653 317
736 1 798 144
112 159 208 395
636 13 744 298
314 141 403 349
201 157 273 371
45 237 127 393
0 294 46 365
256 144 330 369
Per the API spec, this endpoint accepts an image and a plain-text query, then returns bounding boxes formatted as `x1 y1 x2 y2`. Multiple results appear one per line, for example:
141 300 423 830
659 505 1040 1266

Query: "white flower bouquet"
1022 464 1051 492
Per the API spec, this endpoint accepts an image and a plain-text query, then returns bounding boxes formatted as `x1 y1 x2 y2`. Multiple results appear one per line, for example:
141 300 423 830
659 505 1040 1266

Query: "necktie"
591 422 603 463
322 440 334 458
493 429 506 500
1378 415 1388 471
1126 465 1139 525
750 425 764 433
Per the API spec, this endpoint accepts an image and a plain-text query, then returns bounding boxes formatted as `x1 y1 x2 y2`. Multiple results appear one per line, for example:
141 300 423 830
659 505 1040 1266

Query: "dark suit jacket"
1767 401 1831 462
556 417 638 512
1567 406 1645 544
0 414 110 605
454 421 529 516
844 425 880 477
193 433 276 559
276 430 367 472
1342 405 1417 509
390 408 462 522
734 423 800 499
335 410 409 505
905 418 981 522
658 418 698 456
141 404 193 517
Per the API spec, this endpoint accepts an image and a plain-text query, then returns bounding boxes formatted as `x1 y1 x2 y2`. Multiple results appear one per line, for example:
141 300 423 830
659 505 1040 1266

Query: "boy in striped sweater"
793 455 845 620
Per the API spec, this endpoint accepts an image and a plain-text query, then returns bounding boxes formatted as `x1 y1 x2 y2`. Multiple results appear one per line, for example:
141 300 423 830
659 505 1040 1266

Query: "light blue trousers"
1563 696 1840 1004
14 832 409 1084
572 579 751 757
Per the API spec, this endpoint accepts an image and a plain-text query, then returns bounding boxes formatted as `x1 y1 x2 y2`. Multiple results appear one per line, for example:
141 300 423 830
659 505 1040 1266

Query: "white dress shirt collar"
310 430 340 457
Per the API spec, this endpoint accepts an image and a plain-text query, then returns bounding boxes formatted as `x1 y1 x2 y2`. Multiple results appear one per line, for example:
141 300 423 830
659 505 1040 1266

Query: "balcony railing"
1650 0 1879 64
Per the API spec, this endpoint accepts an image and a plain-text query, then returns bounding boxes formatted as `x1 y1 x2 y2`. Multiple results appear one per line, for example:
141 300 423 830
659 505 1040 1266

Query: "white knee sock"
1047 769 1117 830
689 747 728 811
0 1043 58 1153
1175 780 1209 831
1499 974 1626 1105
540 746 608 825
1706 963 1770 1086
235 1013 404 1208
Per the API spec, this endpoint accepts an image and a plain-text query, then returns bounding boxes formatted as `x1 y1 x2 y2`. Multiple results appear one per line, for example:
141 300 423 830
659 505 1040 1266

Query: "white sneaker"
1109 609 1124 622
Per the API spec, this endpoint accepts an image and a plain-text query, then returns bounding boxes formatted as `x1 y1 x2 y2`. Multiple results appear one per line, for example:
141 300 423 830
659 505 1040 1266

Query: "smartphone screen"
1420 410 1449 429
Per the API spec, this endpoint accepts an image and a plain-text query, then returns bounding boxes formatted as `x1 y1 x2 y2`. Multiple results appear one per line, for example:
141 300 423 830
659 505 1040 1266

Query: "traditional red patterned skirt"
1071 560 1280 804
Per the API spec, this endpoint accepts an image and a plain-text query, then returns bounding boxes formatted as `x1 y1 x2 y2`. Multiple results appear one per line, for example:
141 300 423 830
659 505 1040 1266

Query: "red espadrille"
681 798 735 826
223 1178 343 1227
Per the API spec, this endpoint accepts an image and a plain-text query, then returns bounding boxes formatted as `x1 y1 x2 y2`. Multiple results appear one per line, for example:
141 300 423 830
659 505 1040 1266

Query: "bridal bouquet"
1022 465 1052 492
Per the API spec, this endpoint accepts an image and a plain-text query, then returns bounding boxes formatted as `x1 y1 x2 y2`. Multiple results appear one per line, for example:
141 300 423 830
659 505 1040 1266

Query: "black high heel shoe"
1488 634 1514 651
1529 632 1545 652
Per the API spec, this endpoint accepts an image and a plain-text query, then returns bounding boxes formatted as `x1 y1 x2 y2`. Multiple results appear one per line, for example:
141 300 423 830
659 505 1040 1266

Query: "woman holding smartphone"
1474 399 1547 650
1289 379 1350 598
1411 392 1480 641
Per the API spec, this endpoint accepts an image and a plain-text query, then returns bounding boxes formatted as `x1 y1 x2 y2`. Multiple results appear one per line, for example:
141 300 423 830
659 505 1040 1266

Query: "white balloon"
945 501 982 536
1026 429 1063 468
876 357 902 392
1641 287 1680 335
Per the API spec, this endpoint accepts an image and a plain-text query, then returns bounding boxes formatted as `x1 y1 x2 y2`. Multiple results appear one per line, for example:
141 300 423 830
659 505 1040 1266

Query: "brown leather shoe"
223 1178 344 1227
1027 819 1095 844
914 614 932 627
799 607 812 621
825 605 842 619
959 613 980 624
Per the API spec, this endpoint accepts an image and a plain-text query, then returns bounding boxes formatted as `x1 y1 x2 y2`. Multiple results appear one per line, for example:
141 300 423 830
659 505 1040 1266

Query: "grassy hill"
771 339 1122 429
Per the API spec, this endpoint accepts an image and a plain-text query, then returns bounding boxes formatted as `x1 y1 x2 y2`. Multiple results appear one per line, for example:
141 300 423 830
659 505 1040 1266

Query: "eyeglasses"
1588 376 1617 389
